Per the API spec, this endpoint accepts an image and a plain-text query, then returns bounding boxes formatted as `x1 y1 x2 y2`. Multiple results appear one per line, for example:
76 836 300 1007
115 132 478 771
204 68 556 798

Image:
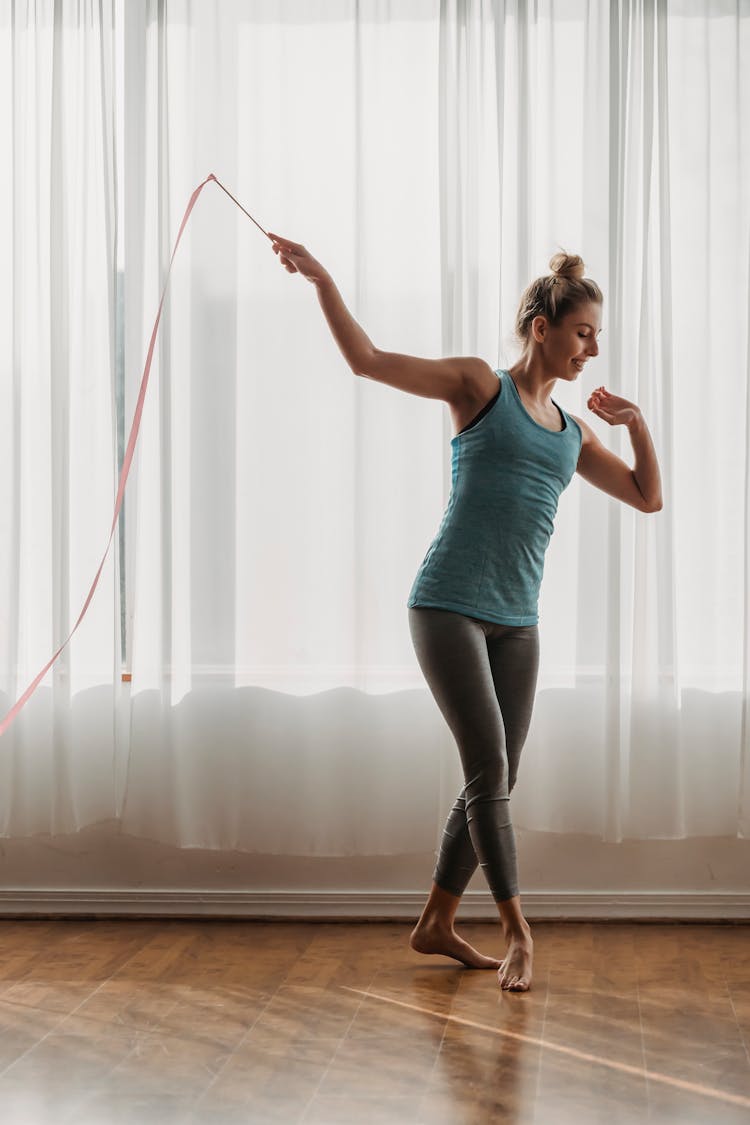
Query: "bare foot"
497 929 533 991
410 919 502 969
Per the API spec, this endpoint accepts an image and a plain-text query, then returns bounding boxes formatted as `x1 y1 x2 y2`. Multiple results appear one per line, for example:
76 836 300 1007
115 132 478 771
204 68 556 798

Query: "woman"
268 231 663 992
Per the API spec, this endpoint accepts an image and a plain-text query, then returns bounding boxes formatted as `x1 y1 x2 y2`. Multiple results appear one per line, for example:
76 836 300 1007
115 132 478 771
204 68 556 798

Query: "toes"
498 973 529 990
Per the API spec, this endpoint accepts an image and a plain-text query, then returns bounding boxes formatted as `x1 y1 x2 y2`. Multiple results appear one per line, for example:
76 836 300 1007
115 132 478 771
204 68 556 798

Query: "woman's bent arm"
574 402 663 513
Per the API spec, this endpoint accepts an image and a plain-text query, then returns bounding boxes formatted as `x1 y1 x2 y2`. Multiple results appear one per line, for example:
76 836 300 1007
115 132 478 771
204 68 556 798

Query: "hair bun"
549 249 586 282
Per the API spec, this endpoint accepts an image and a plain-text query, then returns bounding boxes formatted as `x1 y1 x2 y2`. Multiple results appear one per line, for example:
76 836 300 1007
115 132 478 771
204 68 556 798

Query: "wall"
0 823 748 920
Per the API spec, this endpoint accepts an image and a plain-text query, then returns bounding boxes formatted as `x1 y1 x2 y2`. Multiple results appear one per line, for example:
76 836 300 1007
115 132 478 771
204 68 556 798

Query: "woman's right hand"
268 232 330 286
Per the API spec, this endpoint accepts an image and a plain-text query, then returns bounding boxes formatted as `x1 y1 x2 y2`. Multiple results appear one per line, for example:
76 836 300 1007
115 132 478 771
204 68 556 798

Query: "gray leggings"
408 606 540 903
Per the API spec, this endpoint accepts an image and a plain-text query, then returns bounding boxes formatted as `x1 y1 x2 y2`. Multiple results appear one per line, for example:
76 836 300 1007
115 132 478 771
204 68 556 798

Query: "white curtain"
1 0 748 855
0 0 121 835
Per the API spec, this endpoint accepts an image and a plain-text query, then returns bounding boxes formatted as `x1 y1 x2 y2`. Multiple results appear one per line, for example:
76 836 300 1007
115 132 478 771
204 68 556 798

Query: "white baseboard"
0 890 748 921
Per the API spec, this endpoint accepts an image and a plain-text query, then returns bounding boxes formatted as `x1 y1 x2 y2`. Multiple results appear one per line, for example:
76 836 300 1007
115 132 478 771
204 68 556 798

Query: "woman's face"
534 301 602 378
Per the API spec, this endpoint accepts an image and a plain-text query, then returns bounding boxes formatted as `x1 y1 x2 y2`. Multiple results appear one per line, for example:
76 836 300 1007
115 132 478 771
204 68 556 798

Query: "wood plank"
0 920 745 1122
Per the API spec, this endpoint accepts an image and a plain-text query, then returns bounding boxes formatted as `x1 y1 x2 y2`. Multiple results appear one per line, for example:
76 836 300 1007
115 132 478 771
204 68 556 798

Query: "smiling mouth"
572 359 586 369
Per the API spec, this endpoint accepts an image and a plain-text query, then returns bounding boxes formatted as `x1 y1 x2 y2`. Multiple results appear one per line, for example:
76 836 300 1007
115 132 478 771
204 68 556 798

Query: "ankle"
416 882 461 931
502 919 532 941
416 912 454 932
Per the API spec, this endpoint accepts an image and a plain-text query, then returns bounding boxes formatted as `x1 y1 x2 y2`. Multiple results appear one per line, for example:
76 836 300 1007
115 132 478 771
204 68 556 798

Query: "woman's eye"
578 333 587 338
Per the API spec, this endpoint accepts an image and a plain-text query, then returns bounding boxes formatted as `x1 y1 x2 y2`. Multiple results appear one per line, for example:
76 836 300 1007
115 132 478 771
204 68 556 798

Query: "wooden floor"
0 919 747 1123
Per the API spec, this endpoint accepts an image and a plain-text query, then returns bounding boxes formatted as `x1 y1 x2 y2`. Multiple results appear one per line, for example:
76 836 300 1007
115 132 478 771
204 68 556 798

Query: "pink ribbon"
0 174 270 738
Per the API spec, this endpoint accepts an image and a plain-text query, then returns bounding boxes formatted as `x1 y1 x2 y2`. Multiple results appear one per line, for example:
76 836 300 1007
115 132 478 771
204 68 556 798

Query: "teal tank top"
407 368 582 626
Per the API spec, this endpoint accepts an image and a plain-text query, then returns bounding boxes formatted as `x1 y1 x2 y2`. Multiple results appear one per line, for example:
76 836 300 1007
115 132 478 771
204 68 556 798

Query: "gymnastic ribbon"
0 173 270 739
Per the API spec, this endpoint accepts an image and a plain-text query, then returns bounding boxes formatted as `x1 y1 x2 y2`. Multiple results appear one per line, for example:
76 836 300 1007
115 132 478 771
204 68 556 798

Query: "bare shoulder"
567 411 593 449
448 358 501 436
462 358 501 402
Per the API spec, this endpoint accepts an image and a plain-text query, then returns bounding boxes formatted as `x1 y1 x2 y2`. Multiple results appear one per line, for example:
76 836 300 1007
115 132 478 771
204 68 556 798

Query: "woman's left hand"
587 386 641 427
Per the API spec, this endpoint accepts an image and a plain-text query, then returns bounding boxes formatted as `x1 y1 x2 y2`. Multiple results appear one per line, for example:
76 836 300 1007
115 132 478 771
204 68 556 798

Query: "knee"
464 755 509 804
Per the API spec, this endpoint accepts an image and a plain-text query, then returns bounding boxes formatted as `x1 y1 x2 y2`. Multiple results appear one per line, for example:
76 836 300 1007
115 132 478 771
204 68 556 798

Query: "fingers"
267 231 303 251
267 234 299 273
587 391 609 414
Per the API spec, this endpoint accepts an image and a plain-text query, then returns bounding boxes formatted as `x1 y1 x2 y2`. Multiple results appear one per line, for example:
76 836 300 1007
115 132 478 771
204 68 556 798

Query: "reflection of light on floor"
341 986 750 1111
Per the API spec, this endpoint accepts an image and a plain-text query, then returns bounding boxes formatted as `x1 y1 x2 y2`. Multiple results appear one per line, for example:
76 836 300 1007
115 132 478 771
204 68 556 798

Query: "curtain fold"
1 0 748 854
0 0 120 835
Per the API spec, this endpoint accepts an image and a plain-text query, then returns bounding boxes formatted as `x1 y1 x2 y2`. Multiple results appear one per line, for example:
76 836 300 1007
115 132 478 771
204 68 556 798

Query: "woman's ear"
531 315 547 343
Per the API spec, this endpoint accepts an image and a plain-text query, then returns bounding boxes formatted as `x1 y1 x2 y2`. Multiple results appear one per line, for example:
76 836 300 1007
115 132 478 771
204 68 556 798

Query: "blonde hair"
514 249 603 345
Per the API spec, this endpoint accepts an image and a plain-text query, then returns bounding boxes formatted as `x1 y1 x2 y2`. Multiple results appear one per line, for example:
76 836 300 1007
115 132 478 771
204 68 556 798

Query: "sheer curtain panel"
0 0 120 836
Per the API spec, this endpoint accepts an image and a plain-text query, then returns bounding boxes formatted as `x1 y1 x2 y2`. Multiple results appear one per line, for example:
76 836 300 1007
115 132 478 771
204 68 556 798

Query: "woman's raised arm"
269 230 490 403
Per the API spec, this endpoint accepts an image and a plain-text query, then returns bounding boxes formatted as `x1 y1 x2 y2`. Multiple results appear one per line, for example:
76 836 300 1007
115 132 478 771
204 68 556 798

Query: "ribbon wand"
208 173 270 239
